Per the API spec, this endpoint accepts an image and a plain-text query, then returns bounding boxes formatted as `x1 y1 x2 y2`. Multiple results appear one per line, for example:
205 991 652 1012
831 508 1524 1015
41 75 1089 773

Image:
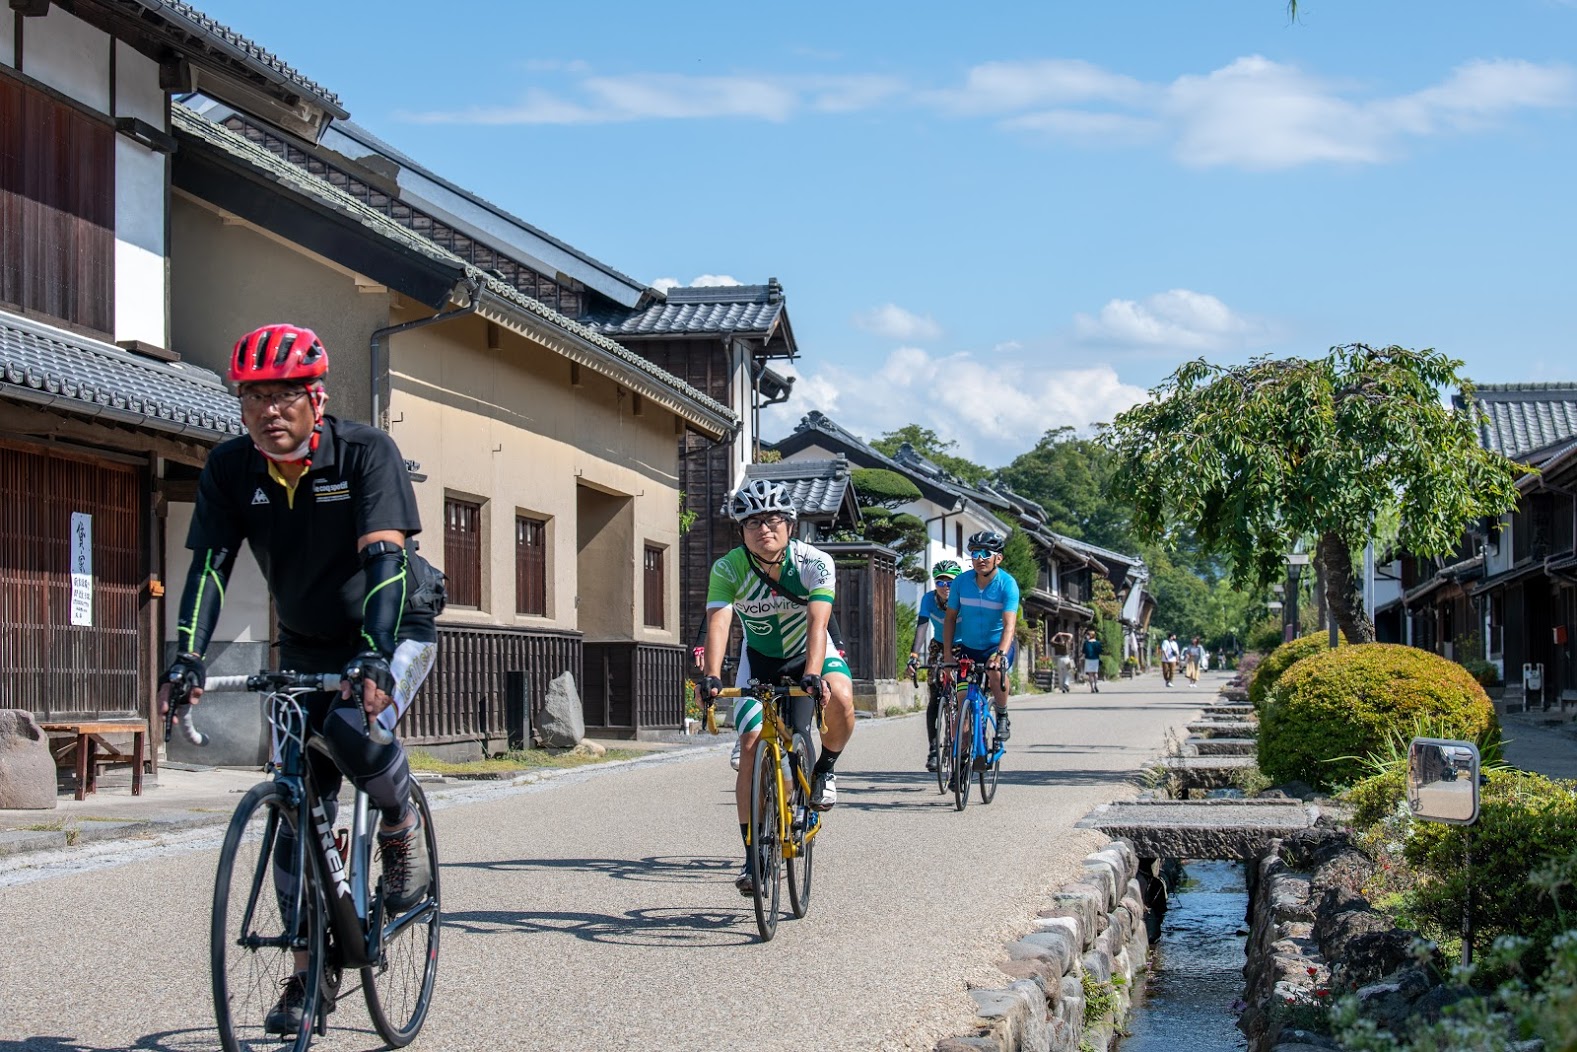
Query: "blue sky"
197 0 1577 466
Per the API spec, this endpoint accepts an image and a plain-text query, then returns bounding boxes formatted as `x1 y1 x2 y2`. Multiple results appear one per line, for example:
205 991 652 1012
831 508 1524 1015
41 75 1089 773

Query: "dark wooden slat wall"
515 515 546 616
0 72 114 334
413 624 583 748
583 641 685 732
0 444 143 718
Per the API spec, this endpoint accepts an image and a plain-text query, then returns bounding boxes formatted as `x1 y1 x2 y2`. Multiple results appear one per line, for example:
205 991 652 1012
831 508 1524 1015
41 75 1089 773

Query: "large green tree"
1104 345 1526 642
871 425 990 485
998 427 1134 551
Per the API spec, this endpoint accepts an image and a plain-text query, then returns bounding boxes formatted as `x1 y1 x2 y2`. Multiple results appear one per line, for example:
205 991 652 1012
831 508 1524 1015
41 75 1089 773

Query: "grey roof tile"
742 456 850 518
1465 382 1577 462
173 106 735 429
137 0 343 113
588 281 786 338
0 311 242 440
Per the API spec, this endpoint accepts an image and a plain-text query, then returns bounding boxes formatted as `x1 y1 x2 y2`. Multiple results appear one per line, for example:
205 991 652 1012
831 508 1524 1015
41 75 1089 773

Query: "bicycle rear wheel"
933 692 954 795
786 734 815 919
748 740 783 941
212 781 324 1052
364 781 442 1047
951 696 973 812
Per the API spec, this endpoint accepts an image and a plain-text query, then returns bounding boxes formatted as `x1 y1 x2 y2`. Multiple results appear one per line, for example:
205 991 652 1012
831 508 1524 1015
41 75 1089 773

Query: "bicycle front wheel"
748 740 784 941
212 781 324 1052
786 734 815 919
364 781 442 1047
952 696 973 812
980 717 1001 805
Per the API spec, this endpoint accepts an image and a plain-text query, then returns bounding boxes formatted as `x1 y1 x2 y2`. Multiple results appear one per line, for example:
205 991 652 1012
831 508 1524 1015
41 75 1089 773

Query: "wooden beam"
0 402 217 466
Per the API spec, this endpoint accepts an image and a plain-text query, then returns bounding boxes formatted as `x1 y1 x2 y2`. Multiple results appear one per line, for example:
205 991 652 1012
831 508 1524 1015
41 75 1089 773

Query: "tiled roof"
588 281 786 338
741 456 852 519
1463 383 1577 462
0 311 242 440
173 107 736 431
135 0 345 112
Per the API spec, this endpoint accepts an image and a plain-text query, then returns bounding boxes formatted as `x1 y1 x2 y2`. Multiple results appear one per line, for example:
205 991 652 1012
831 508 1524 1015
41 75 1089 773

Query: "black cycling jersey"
185 414 435 652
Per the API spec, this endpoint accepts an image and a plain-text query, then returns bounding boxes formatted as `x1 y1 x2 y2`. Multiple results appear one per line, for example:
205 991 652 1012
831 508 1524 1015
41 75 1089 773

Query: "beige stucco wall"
390 312 682 644
168 194 387 422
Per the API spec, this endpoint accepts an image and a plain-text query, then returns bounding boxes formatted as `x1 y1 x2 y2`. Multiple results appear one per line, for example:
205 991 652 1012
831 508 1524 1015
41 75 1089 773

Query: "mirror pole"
1461 832 1474 966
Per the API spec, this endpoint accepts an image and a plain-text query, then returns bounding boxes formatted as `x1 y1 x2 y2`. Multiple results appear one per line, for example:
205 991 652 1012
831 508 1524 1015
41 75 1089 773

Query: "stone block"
970 980 1050 1052
1081 948 1113 984
1034 914 1084 955
1093 841 1138 884
538 671 585 748
1047 883 1103 948
1009 930 1077 977
0 709 57 809
1081 857 1121 911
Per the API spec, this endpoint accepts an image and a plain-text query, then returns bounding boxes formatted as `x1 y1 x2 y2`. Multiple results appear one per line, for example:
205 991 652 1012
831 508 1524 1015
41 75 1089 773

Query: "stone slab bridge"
1075 798 1318 861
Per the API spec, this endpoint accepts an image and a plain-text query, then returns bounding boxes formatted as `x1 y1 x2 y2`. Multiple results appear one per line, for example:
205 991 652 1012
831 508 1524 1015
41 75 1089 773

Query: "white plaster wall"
21 7 111 111
164 502 270 644
0 12 14 68
113 41 167 342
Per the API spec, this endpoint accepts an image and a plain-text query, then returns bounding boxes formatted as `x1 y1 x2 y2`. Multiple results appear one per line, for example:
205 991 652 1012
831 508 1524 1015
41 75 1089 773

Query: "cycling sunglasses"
969 548 996 560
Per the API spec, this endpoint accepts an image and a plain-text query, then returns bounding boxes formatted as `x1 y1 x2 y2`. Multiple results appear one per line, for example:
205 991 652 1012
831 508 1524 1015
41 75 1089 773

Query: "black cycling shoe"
265 973 308 1035
995 713 1011 741
925 750 938 773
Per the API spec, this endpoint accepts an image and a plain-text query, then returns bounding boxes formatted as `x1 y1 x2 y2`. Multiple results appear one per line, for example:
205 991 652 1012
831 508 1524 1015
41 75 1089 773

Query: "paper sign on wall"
70 512 92 627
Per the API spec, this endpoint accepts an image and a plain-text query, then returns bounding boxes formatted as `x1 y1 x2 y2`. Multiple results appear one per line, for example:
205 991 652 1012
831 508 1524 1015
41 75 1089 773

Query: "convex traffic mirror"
1406 737 1481 825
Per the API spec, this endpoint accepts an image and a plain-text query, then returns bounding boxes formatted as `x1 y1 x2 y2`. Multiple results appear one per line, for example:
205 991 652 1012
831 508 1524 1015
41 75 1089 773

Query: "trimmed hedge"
1248 631 1347 712
1259 643 1498 790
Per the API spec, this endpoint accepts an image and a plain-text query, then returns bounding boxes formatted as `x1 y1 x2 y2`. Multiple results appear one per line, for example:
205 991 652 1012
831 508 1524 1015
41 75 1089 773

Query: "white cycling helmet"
728 478 799 522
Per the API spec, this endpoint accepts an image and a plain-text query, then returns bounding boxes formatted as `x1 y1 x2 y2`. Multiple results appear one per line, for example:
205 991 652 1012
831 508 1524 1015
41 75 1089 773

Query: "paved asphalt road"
0 673 1224 1052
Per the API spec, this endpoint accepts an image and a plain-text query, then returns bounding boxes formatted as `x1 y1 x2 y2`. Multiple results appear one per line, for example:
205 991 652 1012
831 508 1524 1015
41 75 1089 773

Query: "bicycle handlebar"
715 687 814 698
177 671 393 747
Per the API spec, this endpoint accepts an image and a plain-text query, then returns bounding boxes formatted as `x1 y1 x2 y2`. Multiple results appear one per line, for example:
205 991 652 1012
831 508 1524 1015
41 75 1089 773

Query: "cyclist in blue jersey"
942 530 1019 743
908 559 963 772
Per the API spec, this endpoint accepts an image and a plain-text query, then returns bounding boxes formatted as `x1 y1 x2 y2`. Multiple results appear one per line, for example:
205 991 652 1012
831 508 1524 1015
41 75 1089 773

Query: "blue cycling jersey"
947 568 1020 651
916 589 947 645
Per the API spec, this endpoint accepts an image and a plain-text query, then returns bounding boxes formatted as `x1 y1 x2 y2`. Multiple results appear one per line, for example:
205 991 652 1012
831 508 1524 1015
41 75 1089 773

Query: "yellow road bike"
711 684 823 942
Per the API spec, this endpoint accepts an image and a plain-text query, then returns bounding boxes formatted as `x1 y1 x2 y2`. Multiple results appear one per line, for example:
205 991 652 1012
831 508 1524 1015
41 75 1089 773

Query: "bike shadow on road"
448 853 734 884
443 904 758 948
0 1028 275 1052
830 765 1148 811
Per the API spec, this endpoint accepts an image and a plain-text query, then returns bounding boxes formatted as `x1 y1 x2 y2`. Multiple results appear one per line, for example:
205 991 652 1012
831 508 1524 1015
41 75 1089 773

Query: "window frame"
443 495 483 608
643 543 665 629
515 513 547 617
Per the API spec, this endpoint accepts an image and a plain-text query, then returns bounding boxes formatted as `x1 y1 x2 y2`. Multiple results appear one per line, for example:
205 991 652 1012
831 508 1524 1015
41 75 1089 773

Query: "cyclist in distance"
909 559 963 772
699 479 856 896
941 530 1019 743
156 323 440 1034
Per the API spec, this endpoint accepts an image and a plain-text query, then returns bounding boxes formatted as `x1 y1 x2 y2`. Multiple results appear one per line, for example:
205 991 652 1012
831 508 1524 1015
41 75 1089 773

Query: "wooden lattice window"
0 73 114 334
515 515 546 616
444 497 482 607
643 544 665 628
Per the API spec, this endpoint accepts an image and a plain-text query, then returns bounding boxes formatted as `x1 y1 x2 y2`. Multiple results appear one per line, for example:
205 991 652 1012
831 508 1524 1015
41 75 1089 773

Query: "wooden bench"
41 721 148 801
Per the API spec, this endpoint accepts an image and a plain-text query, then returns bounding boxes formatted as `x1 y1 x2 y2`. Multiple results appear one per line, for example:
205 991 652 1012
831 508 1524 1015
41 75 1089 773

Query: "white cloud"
852 303 942 341
761 348 1148 466
400 55 1576 171
402 73 904 125
1073 289 1268 351
651 274 742 291
651 277 681 293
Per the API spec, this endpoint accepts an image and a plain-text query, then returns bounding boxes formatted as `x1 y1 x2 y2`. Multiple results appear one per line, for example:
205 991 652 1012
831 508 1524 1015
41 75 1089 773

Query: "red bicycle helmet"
228 324 328 383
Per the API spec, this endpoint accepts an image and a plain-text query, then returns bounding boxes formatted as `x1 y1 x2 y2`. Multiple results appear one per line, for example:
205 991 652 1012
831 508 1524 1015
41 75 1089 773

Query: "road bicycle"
709 683 823 942
929 657 959 796
945 657 1004 811
169 671 442 1051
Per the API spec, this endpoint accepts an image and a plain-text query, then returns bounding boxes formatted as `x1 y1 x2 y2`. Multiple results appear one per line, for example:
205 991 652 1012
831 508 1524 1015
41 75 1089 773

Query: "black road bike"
170 671 441 1051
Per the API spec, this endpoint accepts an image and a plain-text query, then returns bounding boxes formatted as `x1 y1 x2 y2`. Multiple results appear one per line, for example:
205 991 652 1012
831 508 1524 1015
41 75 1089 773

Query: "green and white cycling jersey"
706 540 835 660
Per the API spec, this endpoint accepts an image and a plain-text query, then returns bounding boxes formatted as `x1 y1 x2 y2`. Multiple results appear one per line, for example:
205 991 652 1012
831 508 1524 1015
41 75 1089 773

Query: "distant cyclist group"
158 322 1048 1046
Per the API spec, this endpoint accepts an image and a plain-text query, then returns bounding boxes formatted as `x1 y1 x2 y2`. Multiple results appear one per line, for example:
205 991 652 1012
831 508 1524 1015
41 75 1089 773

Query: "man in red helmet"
158 323 442 1034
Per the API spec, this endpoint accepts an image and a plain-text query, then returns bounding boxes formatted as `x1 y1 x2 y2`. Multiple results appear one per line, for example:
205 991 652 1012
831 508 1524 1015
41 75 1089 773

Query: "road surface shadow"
449 854 735 885
443 904 758 948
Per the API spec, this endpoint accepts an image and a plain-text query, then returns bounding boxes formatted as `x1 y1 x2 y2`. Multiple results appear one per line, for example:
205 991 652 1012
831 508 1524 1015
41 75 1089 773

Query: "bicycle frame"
721 684 823 858
208 673 420 971
955 660 1004 768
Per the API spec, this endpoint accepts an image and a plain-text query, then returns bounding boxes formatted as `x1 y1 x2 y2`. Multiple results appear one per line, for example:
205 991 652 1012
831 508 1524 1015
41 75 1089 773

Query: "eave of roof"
1462 382 1577 462
587 282 791 347
173 107 737 436
770 413 963 508
74 1 344 139
0 310 242 441
741 456 857 521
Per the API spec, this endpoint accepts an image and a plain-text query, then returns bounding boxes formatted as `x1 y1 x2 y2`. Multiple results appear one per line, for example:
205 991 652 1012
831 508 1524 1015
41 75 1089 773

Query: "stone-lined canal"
1119 860 1249 1052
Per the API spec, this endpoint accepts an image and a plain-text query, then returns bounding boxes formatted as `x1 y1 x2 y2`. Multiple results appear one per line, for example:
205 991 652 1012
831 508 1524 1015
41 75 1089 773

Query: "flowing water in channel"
1118 860 1250 1052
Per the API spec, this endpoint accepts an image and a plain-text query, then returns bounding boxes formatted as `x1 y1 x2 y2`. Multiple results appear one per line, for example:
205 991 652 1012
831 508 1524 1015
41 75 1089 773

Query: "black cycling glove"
344 650 396 696
164 651 206 699
701 675 724 700
799 673 825 700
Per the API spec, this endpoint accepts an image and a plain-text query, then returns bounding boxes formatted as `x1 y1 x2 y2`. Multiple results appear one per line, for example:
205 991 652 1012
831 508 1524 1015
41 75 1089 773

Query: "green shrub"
1249 631 1347 711
1459 657 1500 688
1402 768 1577 972
1259 644 1498 791
1246 615 1286 655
